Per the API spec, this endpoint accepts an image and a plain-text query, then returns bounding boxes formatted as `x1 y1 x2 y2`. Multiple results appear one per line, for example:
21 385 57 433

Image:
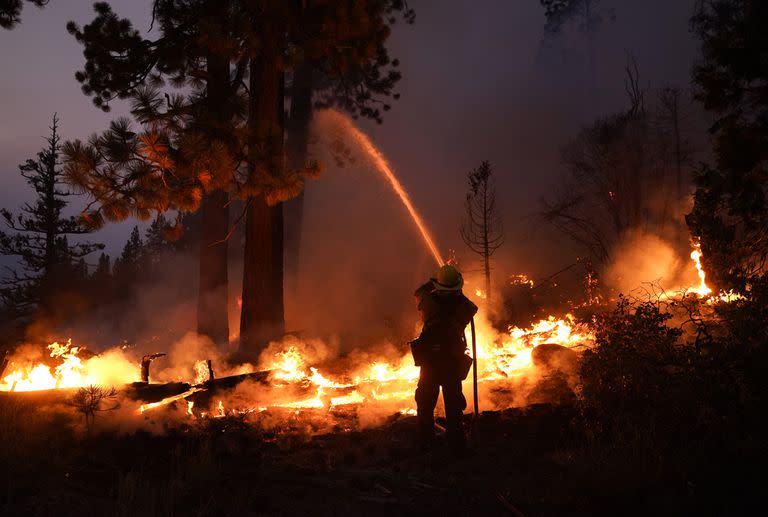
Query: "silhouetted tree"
238 1 413 354
687 0 768 290
541 60 691 265
88 251 113 299
283 4 413 286
656 87 690 201
65 0 242 346
461 161 503 300
0 0 48 29
112 226 144 292
143 214 175 270
67 384 118 435
65 0 414 355
0 115 102 319
92 252 111 283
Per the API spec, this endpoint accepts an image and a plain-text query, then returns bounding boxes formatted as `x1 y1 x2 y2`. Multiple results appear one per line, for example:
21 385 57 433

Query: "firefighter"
410 264 477 454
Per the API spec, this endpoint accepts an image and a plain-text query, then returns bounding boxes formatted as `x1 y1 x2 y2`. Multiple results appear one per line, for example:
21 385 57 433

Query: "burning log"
126 381 193 403
203 370 270 390
138 386 206 413
140 353 167 383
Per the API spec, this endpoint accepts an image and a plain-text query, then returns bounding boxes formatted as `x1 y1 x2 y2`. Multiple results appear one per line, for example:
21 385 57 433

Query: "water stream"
319 110 444 267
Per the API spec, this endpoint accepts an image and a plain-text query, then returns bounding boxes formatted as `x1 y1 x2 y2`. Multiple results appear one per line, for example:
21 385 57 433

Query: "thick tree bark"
241 197 284 351
240 22 285 355
284 62 314 283
197 189 229 345
196 3 231 346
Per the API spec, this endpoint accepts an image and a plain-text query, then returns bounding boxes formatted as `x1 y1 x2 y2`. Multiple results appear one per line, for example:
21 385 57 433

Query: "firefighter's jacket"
411 281 478 371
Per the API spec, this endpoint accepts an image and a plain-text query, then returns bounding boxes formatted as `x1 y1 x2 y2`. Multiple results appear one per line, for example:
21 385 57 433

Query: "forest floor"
2 399 745 516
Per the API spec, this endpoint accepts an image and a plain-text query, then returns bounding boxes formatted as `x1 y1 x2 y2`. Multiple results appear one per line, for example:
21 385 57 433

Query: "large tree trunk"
196 3 231 346
284 62 314 284
241 197 284 352
197 190 229 346
240 22 285 355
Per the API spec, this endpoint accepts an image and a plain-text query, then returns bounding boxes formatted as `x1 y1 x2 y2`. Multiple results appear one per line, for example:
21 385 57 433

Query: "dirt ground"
4 398 743 517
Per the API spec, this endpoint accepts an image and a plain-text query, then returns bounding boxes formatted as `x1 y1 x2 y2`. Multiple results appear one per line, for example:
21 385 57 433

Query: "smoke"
603 230 685 293
591 176 699 294
284 110 439 349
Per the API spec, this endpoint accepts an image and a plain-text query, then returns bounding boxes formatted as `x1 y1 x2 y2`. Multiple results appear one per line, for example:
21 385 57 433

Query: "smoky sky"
0 0 700 280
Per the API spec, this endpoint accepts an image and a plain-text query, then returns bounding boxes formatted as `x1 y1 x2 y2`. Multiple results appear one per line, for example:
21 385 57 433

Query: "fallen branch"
496 492 527 517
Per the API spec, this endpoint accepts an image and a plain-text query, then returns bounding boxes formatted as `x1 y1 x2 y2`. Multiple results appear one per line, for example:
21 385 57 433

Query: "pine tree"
687 0 768 289
460 161 504 301
143 214 175 271
237 0 415 354
0 0 48 29
112 226 144 292
284 4 413 285
0 115 103 319
63 0 415 354
65 1 242 346
92 252 111 284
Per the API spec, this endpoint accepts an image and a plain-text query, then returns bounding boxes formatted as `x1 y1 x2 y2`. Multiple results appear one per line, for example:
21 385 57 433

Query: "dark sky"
0 0 700 279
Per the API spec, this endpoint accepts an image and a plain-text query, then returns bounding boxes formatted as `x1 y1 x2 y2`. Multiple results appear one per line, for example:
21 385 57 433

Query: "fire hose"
471 317 479 417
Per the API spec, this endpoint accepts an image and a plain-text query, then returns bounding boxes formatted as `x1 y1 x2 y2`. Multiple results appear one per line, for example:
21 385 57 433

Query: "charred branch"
140 352 166 383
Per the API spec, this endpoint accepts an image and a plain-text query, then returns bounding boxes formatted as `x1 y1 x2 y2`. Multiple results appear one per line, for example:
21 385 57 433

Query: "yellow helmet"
432 264 463 291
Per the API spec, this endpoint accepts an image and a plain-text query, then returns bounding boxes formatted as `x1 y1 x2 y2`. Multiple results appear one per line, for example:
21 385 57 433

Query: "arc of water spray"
321 110 444 267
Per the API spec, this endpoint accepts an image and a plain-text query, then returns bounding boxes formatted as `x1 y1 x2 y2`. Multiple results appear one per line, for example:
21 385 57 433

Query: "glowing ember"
706 290 745 305
510 274 535 287
138 387 205 413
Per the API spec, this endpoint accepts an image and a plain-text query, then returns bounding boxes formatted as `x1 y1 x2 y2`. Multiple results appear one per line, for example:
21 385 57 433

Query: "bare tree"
68 385 119 435
541 58 679 266
461 161 503 300
656 87 693 201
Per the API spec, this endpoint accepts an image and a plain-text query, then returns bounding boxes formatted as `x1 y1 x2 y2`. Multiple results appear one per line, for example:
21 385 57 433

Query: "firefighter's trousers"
415 365 467 450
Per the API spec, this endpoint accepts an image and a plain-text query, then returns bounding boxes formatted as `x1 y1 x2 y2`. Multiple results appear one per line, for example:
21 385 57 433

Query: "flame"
690 242 712 296
1 340 139 392
657 241 743 303
193 360 209 385
0 309 596 427
139 387 205 413
270 347 310 383
510 274 535 287
474 314 592 381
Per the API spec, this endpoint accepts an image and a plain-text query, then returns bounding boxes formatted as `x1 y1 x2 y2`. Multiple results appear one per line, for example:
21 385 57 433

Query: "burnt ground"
1 399 752 517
